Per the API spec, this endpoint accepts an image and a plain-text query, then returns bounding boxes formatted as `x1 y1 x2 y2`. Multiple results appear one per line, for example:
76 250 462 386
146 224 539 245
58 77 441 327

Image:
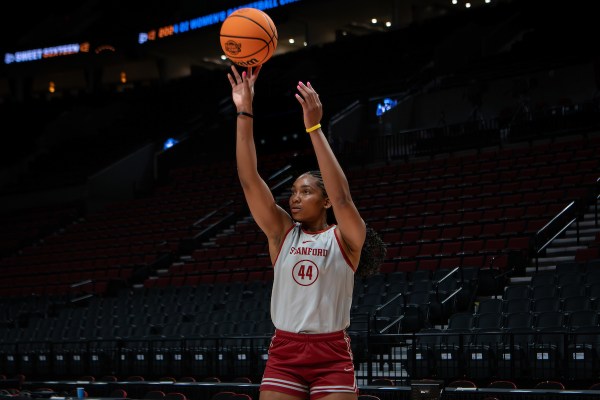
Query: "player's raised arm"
295 81 366 266
227 65 293 255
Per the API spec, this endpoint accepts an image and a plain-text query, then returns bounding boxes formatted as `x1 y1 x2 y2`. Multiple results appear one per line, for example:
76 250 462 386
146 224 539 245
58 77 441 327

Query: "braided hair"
356 224 387 277
303 171 387 277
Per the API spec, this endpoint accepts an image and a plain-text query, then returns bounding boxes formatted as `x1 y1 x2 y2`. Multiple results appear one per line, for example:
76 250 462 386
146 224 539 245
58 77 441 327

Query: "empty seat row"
502 281 600 301
447 309 600 332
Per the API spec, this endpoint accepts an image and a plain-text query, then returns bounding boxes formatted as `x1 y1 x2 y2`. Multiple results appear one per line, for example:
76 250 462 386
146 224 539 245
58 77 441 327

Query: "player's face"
289 174 328 221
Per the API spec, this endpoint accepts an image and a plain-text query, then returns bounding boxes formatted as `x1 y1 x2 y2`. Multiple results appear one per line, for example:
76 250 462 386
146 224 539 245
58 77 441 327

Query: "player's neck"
302 222 329 233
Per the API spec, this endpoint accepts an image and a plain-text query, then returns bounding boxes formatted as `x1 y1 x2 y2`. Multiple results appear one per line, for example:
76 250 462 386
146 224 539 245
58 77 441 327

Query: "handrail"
9 325 600 383
436 267 459 286
267 164 292 181
270 175 293 191
535 200 576 249
378 314 405 334
533 200 577 272
330 100 361 125
375 292 405 313
374 292 405 334
194 211 235 238
70 293 94 303
533 178 600 263
441 287 462 305
537 218 576 254
70 279 93 288
434 267 459 297
192 199 234 227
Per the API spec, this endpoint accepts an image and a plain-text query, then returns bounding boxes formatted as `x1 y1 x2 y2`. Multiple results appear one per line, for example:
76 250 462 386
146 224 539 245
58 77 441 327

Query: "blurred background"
0 0 600 392
1 0 598 209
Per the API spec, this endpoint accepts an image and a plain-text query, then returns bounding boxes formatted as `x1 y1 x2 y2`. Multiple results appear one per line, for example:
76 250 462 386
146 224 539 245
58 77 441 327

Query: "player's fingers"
242 71 251 87
231 65 241 82
297 82 311 100
298 84 318 106
252 65 262 79
297 81 308 92
228 73 239 86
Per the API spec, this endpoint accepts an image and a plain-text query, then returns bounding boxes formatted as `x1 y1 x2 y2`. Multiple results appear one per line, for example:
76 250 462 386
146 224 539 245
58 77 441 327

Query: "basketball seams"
225 15 276 43
220 8 277 66
257 12 278 40
221 33 271 44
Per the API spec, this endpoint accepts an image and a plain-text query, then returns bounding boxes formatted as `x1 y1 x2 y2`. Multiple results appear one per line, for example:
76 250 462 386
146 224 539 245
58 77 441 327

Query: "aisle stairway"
528 196 600 274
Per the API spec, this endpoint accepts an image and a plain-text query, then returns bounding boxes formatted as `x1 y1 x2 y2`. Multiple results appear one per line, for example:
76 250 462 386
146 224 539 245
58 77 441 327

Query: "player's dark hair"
304 170 387 277
356 224 387 277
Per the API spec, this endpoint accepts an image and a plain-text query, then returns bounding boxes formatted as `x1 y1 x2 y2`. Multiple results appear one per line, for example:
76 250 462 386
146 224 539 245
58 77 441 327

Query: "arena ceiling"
0 0 503 69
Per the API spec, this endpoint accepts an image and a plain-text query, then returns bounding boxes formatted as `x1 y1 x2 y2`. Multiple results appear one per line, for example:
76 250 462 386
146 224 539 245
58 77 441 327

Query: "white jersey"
270 223 356 333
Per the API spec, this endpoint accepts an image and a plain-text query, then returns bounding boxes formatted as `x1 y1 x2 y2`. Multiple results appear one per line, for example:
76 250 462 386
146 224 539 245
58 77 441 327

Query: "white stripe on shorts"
262 377 309 393
312 384 357 395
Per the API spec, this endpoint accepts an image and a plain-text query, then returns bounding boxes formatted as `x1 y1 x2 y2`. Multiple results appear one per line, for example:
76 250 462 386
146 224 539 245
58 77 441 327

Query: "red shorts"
260 329 358 399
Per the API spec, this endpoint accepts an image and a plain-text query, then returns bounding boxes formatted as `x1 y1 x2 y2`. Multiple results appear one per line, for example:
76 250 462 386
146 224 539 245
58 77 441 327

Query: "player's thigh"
315 393 357 400
260 390 306 400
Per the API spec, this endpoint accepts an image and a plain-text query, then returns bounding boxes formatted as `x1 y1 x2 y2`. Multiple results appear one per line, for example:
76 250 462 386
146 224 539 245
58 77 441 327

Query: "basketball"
220 8 278 67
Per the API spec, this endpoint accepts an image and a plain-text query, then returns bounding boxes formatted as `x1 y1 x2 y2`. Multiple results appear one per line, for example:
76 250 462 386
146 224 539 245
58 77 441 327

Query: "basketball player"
228 64 384 400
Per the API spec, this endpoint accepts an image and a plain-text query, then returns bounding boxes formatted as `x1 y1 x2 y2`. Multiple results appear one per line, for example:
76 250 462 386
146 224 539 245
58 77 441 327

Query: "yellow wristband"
306 123 321 133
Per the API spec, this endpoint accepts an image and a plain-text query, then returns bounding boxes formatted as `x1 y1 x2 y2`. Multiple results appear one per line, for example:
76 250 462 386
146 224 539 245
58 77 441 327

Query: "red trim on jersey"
272 223 296 267
333 227 356 272
300 225 335 235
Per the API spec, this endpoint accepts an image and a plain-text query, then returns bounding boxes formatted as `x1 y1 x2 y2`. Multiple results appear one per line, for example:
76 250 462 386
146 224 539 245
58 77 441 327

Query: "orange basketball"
220 8 278 67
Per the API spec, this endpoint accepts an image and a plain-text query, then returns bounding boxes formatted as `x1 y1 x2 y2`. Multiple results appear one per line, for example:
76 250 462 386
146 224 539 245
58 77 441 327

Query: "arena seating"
1 0 600 396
